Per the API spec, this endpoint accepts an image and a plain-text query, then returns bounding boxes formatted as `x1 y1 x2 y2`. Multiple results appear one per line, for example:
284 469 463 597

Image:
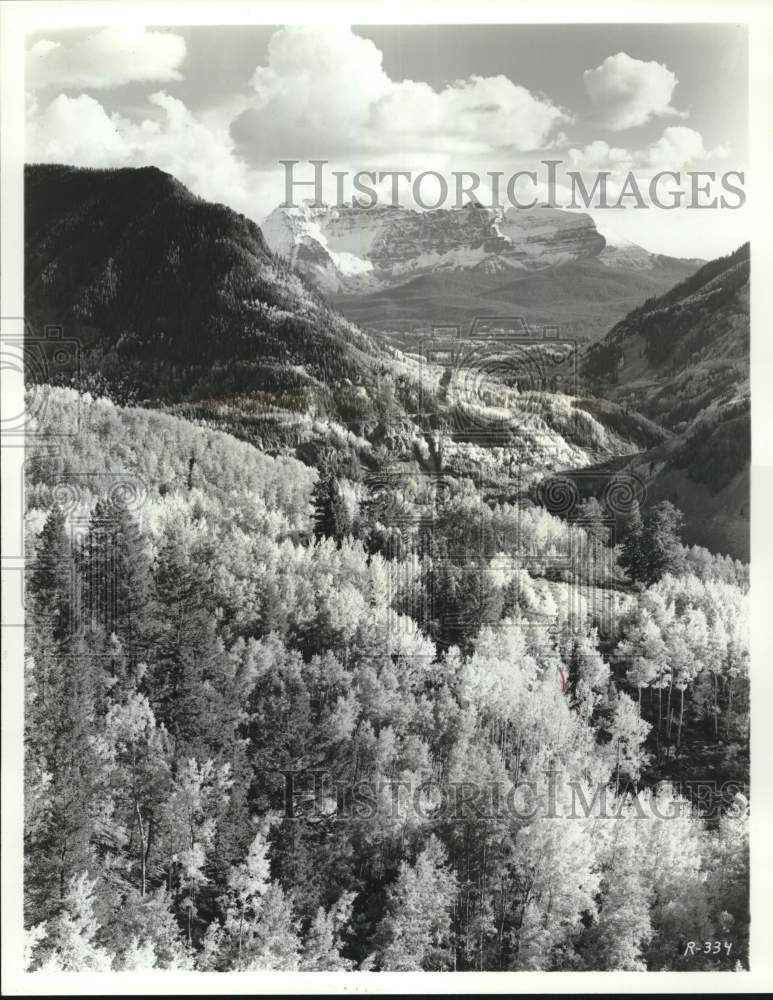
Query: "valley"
22 164 750 973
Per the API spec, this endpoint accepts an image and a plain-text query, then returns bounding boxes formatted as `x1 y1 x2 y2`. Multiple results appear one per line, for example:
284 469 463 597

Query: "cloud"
230 26 569 165
569 127 729 175
25 90 275 220
372 74 570 154
644 126 719 169
23 27 742 259
26 27 186 89
26 94 130 165
583 52 686 130
130 92 259 212
568 139 634 173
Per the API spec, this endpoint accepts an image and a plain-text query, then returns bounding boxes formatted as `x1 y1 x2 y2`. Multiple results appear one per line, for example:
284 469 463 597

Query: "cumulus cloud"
644 125 718 169
23 26 741 258
568 139 634 172
26 27 186 89
568 127 728 177
231 26 569 164
568 125 729 190
27 93 130 165
25 90 273 218
583 52 686 130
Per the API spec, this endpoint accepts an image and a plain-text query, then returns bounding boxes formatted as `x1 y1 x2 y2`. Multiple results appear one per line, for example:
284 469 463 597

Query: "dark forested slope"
580 244 750 558
24 164 388 413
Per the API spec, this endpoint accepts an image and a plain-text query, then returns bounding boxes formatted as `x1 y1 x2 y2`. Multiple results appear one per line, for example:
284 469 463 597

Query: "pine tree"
431 554 502 655
24 634 109 925
641 501 686 583
29 503 73 642
148 531 240 759
618 501 647 584
80 494 151 687
311 465 352 545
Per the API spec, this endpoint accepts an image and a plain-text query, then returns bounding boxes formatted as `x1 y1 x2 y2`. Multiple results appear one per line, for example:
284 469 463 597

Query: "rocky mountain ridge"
262 201 614 293
261 199 704 297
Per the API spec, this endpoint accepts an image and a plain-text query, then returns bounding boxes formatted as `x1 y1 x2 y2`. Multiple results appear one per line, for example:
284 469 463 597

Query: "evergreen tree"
311 457 352 545
619 500 686 585
148 531 240 759
618 501 647 584
430 551 502 655
29 503 73 642
80 494 151 687
641 501 686 583
24 634 109 925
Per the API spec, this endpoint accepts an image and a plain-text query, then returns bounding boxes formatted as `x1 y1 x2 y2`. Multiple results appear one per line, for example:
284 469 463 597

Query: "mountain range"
262 200 704 342
24 164 748 557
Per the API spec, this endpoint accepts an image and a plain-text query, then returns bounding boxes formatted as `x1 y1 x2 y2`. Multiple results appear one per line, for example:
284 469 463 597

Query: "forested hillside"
24 389 749 972
580 244 750 559
22 165 750 974
24 164 389 417
24 164 671 486
582 243 749 431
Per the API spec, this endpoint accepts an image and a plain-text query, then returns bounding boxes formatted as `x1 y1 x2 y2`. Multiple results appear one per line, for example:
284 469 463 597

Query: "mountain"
579 243 750 559
261 200 703 342
23 164 731 529
24 163 407 442
582 243 749 427
261 201 606 291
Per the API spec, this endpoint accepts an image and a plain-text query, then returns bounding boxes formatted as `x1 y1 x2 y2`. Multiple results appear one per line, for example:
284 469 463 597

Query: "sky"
24 23 749 258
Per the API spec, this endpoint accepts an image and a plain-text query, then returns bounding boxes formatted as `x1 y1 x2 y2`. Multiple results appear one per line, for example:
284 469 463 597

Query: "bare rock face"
261 201 607 293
